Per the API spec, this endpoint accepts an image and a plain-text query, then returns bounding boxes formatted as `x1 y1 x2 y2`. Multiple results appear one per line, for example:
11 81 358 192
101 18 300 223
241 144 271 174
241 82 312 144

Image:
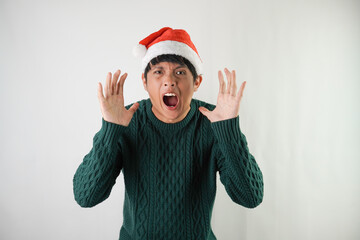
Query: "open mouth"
163 93 179 108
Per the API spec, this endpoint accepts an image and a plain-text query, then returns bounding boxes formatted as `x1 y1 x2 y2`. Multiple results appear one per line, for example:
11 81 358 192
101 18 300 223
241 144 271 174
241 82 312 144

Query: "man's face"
142 61 202 123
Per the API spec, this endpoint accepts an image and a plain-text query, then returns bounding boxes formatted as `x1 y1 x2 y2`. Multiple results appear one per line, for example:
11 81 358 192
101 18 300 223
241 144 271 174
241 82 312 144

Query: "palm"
98 70 139 126
199 68 246 122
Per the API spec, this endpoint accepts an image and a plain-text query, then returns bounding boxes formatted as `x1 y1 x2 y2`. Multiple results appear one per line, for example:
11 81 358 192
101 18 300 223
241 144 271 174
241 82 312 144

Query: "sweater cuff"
100 118 128 145
211 116 242 142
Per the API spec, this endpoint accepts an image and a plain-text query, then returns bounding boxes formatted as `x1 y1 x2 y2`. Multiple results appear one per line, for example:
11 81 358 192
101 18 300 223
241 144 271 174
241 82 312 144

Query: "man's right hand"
97 69 139 126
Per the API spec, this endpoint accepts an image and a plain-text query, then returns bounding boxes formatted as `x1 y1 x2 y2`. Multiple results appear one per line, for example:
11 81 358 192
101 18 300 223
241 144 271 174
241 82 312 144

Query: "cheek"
182 81 195 92
146 84 161 98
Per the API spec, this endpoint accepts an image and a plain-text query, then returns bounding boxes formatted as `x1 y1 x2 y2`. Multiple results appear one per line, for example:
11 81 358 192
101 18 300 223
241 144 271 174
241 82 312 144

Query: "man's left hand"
199 68 246 122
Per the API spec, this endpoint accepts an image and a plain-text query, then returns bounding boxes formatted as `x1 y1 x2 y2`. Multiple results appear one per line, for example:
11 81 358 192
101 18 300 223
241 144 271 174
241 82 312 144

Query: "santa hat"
133 27 203 75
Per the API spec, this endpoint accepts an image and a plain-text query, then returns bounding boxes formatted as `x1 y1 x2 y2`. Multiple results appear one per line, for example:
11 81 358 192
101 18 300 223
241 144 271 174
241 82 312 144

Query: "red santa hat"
133 27 203 75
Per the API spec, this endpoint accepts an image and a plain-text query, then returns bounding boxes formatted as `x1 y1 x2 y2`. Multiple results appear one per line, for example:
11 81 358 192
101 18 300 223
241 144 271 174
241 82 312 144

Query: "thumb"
128 102 140 114
198 106 211 118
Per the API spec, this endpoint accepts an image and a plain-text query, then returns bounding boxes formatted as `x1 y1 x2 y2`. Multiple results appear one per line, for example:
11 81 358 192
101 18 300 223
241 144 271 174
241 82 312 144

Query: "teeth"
164 93 176 96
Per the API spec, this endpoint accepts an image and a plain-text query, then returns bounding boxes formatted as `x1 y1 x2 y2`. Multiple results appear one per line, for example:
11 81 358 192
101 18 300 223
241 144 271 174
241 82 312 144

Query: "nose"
163 74 176 87
164 82 175 87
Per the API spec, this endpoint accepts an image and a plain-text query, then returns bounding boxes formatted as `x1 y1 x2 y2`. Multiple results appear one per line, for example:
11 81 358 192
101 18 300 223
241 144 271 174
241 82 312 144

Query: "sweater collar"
145 98 196 131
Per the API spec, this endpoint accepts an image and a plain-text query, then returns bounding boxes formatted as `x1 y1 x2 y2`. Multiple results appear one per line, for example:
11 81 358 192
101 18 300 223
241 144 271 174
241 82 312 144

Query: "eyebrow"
153 65 186 70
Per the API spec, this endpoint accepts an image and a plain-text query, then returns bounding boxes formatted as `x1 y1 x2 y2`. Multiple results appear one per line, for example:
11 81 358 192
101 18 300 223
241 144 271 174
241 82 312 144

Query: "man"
73 27 264 240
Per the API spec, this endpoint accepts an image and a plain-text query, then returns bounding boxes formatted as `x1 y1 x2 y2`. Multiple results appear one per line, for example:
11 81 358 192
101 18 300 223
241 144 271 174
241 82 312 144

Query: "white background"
1 0 359 239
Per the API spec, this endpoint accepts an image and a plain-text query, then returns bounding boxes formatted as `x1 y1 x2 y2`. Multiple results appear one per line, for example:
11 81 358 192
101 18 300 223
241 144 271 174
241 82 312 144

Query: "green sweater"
73 98 264 240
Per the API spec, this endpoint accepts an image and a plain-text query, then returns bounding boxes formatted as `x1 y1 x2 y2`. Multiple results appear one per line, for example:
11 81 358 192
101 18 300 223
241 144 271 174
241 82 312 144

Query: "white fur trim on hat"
141 40 203 75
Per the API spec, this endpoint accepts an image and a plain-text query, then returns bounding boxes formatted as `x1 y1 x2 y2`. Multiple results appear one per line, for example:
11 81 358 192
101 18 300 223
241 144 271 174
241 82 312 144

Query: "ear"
193 75 203 92
141 73 148 92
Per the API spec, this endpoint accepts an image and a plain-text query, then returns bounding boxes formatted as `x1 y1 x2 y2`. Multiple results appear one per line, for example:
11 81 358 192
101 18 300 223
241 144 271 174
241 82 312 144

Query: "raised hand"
97 69 139 126
199 68 246 122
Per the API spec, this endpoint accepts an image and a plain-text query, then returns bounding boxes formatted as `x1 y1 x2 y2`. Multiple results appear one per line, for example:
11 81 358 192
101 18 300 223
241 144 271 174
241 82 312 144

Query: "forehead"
150 61 187 69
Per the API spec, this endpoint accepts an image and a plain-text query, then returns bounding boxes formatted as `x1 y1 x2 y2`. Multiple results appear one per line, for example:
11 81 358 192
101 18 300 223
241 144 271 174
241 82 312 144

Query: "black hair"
144 54 198 82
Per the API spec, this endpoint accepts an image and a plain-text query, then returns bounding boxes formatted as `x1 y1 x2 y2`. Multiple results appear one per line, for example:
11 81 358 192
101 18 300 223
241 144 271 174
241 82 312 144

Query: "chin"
162 108 184 122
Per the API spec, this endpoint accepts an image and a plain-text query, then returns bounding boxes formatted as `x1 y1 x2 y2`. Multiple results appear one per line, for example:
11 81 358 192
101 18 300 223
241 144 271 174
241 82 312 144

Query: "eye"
176 70 186 75
153 70 162 74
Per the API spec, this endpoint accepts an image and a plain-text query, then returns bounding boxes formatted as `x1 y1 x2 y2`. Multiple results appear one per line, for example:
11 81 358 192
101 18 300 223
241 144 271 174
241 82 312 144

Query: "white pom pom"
132 44 147 58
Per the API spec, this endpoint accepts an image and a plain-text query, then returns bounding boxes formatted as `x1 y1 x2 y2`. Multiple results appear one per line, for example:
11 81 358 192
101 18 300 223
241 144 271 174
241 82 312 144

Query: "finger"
224 68 232 94
111 70 120 95
237 81 246 100
115 73 127 95
128 102 140 114
117 72 128 96
105 72 111 98
199 106 210 117
114 69 121 95
97 82 105 101
231 70 237 96
218 71 225 94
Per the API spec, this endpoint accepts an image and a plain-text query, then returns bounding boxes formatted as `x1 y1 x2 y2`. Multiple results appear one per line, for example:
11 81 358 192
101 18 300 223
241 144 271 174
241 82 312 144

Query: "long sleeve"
73 118 127 208
211 116 264 208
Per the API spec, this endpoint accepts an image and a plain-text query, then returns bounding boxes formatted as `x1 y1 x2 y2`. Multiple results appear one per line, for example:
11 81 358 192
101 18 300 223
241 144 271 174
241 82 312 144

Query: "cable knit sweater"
73 98 264 240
